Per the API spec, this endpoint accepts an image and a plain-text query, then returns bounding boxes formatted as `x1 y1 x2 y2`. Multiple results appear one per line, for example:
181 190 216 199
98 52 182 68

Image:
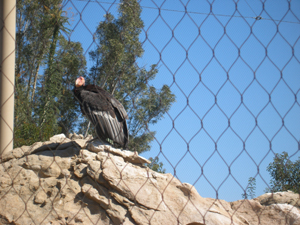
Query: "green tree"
86 0 175 154
15 0 56 147
14 0 86 147
148 157 166 173
242 177 256 199
265 152 300 194
37 3 71 136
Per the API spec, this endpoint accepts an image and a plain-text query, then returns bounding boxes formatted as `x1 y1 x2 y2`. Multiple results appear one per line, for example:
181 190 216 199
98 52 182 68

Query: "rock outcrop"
0 134 299 225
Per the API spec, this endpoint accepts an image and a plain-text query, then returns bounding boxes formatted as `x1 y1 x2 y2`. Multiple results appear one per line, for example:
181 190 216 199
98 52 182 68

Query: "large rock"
0 134 299 225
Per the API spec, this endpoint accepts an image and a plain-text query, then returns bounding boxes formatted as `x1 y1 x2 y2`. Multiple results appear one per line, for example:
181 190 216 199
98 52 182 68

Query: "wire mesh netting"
0 0 300 224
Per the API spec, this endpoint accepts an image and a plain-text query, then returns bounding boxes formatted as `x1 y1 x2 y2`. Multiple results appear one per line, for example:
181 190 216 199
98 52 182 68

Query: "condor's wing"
79 85 128 147
93 85 128 120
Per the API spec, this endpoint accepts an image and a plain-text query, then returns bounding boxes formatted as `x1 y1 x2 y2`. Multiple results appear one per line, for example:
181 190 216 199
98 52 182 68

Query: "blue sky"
63 0 300 202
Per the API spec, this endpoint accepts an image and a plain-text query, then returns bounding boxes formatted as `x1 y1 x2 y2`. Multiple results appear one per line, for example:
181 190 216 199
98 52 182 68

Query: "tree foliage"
242 177 256 199
14 0 86 147
148 157 166 173
86 0 175 154
266 152 300 194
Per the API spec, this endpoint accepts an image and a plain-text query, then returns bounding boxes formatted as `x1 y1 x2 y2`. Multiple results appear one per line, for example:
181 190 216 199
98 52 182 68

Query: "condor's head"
75 76 85 87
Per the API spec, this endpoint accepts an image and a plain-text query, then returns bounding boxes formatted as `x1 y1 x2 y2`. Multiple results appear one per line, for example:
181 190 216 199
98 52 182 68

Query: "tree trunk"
31 63 40 102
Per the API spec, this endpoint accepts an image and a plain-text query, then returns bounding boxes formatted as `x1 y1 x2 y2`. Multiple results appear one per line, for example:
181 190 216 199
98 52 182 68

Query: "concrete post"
0 0 16 157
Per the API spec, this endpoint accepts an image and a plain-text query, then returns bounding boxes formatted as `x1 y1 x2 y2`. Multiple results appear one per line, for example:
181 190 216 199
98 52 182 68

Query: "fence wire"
0 0 300 224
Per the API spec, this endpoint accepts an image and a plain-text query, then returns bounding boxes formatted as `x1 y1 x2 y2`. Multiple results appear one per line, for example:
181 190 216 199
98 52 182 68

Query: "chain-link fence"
0 0 300 224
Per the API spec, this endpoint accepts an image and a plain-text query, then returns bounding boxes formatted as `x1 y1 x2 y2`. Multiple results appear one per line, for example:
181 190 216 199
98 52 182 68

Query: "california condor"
73 76 128 148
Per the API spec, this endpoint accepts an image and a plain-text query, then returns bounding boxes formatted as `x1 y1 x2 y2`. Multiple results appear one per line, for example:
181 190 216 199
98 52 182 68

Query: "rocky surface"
0 134 299 225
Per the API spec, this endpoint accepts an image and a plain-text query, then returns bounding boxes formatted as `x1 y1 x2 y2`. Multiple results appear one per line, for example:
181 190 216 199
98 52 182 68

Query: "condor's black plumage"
73 76 128 148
